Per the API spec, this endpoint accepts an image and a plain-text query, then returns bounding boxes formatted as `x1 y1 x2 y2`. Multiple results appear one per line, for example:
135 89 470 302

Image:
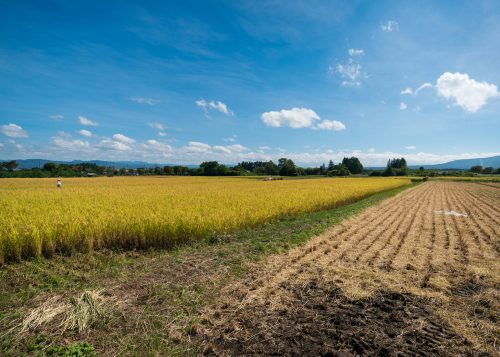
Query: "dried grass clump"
20 290 109 334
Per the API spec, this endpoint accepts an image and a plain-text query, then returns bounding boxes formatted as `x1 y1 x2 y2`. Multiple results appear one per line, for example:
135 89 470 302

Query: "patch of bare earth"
201 182 499 356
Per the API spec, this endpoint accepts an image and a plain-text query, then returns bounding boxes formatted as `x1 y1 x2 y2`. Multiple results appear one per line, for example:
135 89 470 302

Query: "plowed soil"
201 182 500 356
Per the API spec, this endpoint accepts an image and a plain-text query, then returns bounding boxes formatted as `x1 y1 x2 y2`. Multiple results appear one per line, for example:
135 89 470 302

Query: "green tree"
470 165 482 174
342 157 363 174
482 167 494 174
278 158 297 176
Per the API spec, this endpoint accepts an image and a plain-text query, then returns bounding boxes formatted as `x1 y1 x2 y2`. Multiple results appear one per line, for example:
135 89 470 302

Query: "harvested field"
202 182 500 356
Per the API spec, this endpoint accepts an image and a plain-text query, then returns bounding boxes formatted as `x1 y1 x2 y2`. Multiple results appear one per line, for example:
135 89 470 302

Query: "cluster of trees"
0 157 366 178
470 165 500 174
368 158 409 176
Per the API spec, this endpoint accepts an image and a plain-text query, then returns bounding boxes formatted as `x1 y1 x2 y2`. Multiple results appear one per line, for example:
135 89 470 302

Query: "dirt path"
201 182 500 356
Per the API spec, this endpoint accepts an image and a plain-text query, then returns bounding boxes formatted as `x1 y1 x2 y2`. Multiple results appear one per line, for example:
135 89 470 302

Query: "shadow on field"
202 279 486 356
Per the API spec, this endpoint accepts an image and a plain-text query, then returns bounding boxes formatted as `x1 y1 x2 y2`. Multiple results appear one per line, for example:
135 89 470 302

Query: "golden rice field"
0 176 410 264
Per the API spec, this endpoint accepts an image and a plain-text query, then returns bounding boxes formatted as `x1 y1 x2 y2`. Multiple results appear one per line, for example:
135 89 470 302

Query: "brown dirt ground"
200 182 500 356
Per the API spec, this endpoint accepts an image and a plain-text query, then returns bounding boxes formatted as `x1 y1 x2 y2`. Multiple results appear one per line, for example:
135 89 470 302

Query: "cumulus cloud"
96 139 131 151
261 108 346 131
405 145 417 150
196 99 233 116
78 129 92 137
400 102 408 110
143 139 173 153
401 87 413 95
436 72 499 113
314 120 346 131
381 20 398 32
53 137 89 150
1 123 28 138
262 107 320 128
78 116 98 126
130 96 159 105
49 114 64 120
112 133 136 144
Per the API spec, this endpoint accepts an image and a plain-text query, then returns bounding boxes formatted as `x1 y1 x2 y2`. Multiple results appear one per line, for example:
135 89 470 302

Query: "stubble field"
203 181 499 355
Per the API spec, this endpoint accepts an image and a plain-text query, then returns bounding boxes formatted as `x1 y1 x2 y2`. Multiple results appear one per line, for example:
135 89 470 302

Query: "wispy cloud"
381 20 398 32
330 48 365 86
401 82 433 95
196 99 233 116
49 114 64 121
400 102 408 110
130 96 159 105
405 145 416 150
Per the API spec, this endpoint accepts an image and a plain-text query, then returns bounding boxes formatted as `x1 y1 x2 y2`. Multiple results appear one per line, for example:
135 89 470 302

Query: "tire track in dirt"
420 187 439 288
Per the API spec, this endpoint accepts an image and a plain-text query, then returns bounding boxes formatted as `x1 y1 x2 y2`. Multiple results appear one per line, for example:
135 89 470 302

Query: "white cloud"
415 82 432 94
196 99 233 116
49 114 64 120
332 49 366 86
185 141 211 153
78 129 92 137
130 96 159 105
224 136 237 143
368 148 375 153
400 102 408 110
436 72 499 113
212 145 232 154
314 120 346 131
401 82 432 96
53 137 89 150
143 140 173 153
262 107 346 132
112 133 136 144
226 144 248 152
348 48 364 56
158 131 166 137
259 146 271 151
96 139 131 151
336 62 363 86
1 123 28 138
78 116 98 126
148 122 164 130
381 20 398 32
262 107 320 128
405 145 417 150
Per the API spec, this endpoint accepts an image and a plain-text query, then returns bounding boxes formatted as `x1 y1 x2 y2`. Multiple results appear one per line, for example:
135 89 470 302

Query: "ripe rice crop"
0 177 410 263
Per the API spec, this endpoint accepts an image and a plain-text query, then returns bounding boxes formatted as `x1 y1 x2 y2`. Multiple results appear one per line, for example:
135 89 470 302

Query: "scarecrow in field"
56 178 62 189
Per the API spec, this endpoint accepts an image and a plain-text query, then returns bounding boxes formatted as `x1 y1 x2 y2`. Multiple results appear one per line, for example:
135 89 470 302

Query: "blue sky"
1 0 499 166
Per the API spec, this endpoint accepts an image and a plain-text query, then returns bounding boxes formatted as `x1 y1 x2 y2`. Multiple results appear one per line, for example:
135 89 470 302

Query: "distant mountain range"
410 155 500 170
2 155 500 170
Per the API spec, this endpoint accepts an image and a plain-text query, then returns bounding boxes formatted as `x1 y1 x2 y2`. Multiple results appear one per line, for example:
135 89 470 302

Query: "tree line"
2 158 497 178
